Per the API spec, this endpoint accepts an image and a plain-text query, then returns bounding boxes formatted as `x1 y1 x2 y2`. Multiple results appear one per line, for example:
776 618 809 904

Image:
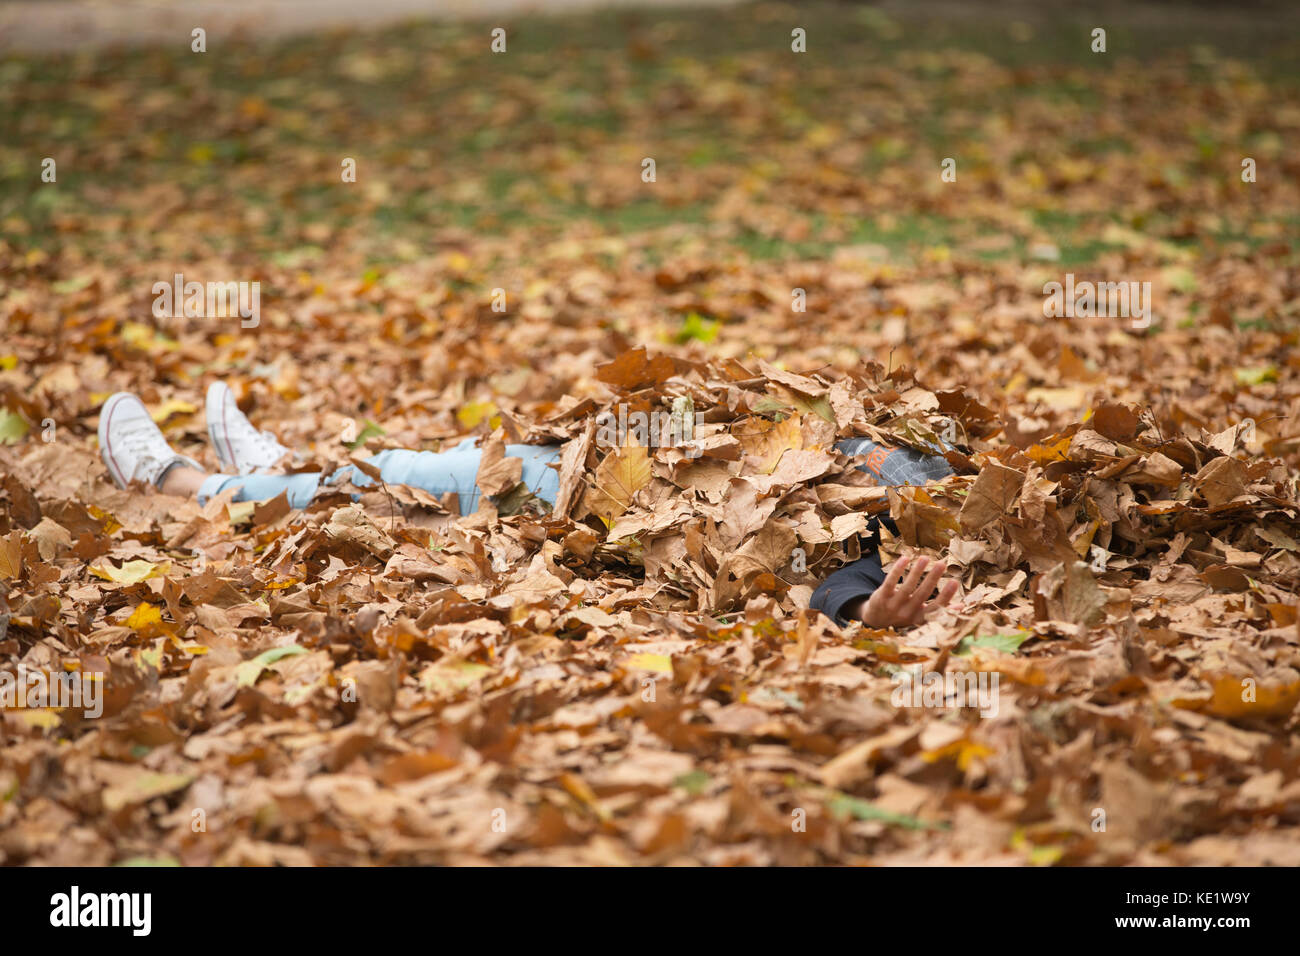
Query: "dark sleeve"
810 549 885 625
809 515 897 626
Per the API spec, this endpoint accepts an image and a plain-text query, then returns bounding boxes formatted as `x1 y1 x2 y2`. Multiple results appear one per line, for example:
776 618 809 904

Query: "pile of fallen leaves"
2 2 1300 865
3 339 1300 865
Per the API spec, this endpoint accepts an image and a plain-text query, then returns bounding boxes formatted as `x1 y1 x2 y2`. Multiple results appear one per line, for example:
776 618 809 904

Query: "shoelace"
252 428 287 459
231 423 290 473
250 431 287 463
117 421 170 483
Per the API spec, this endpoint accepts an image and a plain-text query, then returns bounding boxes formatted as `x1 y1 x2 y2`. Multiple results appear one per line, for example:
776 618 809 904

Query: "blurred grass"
1 1 1298 270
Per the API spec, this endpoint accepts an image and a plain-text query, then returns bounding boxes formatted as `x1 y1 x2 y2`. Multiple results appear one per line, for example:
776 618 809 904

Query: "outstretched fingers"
868 552 964 628
877 553 912 603
900 559 946 619
898 554 930 599
924 578 961 616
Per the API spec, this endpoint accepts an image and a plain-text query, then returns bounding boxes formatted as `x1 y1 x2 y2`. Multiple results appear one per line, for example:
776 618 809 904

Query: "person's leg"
329 443 563 516
200 388 562 513
98 391 294 503
505 444 564 507
196 471 324 508
100 390 561 513
205 381 293 474
195 442 562 513
834 437 954 486
159 465 207 497
99 392 206 492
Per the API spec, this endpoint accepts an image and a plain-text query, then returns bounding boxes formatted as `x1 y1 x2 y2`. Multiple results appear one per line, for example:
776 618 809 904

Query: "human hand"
855 552 961 628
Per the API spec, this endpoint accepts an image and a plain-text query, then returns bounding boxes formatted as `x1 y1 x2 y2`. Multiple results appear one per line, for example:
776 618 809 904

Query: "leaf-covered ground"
2 2 1300 865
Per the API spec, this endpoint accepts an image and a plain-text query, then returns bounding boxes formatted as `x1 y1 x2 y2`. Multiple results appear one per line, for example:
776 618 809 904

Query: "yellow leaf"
90 559 168 585
102 772 194 812
16 709 62 729
921 738 994 771
457 400 498 429
0 408 29 444
1024 435 1071 466
117 324 179 354
1174 672 1300 720
86 505 121 535
1010 829 1065 866
626 652 673 675
136 643 164 671
126 602 163 631
168 636 209 655
149 398 197 424
1028 845 1065 866
119 322 155 345
1024 387 1087 410
420 659 492 697
259 578 301 590
227 501 256 525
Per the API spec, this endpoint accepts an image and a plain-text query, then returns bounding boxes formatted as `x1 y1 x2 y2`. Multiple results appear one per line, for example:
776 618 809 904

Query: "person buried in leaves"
96 383 962 629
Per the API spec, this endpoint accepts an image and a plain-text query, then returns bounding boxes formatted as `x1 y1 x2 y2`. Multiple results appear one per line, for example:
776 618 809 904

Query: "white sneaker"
205 381 291 475
98 393 202 490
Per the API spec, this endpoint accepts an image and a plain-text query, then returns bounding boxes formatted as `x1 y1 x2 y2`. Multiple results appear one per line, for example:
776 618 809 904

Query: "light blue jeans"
194 437 949 515
196 439 562 516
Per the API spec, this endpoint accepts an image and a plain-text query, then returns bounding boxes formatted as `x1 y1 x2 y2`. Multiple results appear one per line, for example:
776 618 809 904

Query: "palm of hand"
860 552 960 628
